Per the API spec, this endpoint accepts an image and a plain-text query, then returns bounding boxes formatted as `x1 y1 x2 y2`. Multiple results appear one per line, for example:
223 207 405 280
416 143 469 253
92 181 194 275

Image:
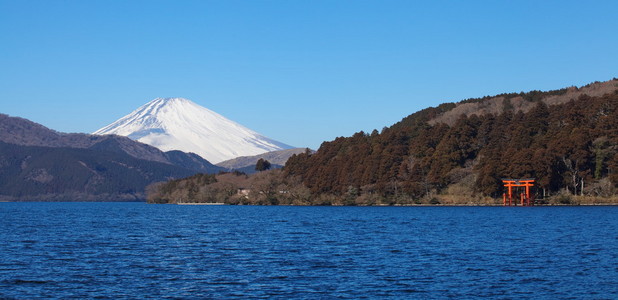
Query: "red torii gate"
502 178 535 206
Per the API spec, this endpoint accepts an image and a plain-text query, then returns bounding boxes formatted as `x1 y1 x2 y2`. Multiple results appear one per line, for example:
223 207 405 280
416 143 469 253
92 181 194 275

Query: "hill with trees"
0 114 224 174
149 79 618 205
0 114 224 201
0 141 200 201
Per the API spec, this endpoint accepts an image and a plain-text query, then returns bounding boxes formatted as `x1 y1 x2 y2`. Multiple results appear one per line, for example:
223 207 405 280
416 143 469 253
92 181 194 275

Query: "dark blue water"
0 203 617 299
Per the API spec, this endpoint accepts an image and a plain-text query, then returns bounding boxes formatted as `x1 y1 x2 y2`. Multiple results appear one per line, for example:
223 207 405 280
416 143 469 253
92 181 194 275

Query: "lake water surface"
1 203 617 299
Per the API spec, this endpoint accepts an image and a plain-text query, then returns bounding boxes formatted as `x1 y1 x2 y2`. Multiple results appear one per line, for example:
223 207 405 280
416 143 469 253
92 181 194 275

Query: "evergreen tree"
255 158 272 171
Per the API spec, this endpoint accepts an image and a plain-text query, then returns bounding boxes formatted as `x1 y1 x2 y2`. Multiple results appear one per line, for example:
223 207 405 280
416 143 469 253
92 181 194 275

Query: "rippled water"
1 203 617 299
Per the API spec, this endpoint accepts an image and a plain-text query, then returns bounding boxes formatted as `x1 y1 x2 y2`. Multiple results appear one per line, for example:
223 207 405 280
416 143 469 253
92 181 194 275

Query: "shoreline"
176 202 226 205
166 202 618 207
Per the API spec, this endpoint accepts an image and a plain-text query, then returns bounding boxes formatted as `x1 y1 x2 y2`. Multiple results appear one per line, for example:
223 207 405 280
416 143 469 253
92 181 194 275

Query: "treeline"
147 170 315 205
284 91 618 204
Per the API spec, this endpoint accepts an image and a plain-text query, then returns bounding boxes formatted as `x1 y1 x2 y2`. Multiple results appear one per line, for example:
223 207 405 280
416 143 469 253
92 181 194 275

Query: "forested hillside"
149 79 618 205
285 80 618 204
0 142 198 201
0 113 224 174
0 114 224 201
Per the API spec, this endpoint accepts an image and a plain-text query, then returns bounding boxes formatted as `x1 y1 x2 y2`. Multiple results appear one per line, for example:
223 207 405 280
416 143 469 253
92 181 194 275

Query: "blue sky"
1 0 617 150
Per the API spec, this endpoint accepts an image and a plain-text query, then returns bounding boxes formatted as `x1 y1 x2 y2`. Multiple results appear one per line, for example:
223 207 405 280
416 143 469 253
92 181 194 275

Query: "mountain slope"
425 79 618 126
94 98 294 163
0 114 228 201
284 79 618 204
217 148 311 173
0 141 199 201
0 113 223 173
164 150 223 174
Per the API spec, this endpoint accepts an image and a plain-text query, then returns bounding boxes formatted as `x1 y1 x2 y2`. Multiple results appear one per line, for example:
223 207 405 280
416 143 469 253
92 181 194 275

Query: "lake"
1 203 617 299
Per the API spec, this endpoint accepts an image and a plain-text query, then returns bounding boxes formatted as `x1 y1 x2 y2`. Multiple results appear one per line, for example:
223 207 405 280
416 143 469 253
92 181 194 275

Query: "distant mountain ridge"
0 141 197 201
0 114 224 201
0 113 223 173
217 148 311 173
94 97 294 163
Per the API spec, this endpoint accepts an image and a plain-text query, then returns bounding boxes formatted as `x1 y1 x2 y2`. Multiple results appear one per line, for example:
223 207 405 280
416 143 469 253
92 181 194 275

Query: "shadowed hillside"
0 141 199 201
0 114 224 201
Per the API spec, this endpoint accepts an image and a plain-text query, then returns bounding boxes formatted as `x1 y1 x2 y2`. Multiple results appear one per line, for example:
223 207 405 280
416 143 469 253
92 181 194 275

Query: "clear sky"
1 0 617 150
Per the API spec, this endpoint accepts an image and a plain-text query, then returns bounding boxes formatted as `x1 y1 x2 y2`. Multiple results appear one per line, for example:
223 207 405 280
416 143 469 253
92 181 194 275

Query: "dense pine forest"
149 79 618 205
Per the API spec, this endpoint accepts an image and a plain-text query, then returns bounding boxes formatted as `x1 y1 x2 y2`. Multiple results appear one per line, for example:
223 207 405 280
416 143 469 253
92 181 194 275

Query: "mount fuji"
94 98 293 164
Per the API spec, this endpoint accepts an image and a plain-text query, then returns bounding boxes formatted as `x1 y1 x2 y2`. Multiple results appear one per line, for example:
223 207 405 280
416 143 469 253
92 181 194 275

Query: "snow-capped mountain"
94 98 293 164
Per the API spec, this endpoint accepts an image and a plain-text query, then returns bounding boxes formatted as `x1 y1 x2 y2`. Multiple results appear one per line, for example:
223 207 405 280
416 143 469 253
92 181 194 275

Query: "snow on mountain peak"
94 97 293 163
